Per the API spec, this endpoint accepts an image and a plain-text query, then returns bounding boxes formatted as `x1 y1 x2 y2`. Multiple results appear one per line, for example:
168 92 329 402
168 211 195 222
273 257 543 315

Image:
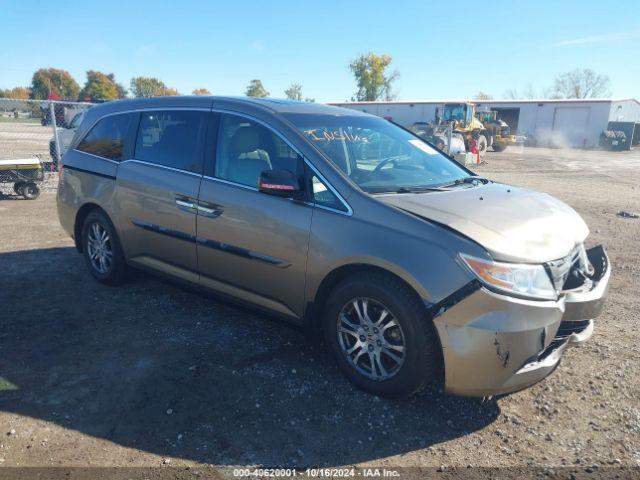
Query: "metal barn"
329 98 640 149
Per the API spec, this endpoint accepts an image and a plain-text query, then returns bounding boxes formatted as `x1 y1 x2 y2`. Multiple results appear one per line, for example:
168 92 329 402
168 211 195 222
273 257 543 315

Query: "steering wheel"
373 158 398 174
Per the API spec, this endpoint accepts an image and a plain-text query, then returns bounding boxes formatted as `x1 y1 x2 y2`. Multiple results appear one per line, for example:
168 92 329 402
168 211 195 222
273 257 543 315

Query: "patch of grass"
0 117 41 124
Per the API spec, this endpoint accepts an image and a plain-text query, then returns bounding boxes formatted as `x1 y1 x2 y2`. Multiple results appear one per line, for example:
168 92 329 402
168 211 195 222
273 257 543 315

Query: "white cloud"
552 30 640 47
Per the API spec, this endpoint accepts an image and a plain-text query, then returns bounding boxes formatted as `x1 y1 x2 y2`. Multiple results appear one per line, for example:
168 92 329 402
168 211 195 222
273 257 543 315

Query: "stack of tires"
599 130 628 151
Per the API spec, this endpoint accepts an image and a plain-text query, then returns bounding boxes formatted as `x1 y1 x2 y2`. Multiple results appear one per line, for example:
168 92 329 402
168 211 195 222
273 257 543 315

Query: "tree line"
0 68 212 102
0 61 612 104
475 68 611 101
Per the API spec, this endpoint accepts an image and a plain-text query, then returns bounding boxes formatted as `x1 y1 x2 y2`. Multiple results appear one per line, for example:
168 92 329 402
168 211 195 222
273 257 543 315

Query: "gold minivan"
57 96 610 398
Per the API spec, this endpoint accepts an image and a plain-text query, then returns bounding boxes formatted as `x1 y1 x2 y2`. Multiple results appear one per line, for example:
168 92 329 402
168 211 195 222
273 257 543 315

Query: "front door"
115 109 207 283
196 112 313 319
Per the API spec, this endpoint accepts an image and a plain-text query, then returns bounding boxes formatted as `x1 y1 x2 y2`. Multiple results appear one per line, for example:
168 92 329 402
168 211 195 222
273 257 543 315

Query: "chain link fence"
0 98 94 197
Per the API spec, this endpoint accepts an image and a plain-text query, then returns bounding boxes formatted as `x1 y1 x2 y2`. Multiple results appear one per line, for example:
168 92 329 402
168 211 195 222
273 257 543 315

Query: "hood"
379 182 589 263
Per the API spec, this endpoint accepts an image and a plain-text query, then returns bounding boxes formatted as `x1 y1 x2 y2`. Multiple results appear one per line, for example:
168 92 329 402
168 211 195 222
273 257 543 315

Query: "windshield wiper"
369 180 486 195
457 176 489 185
436 176 490 189
394 186 449 193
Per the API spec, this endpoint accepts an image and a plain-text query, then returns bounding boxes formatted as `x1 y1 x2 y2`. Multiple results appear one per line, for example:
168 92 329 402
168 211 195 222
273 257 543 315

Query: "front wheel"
81 210 128 285
323 272 442 398
477 134 488 156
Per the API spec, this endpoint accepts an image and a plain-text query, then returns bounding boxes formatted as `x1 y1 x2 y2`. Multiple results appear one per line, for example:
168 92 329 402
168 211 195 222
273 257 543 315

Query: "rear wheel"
81 210 128 285
323 272 442 398
21 182 40 200
13 182 25 195
492 142 507 152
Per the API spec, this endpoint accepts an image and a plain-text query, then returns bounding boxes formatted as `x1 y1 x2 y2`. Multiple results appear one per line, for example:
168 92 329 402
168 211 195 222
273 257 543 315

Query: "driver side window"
215 114 303 188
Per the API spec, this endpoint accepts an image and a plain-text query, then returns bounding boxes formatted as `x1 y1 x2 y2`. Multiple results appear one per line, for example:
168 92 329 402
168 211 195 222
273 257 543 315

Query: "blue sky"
1 0 638 101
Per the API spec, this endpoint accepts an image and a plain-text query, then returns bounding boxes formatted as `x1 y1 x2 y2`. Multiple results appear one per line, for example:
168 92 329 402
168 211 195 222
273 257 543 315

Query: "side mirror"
258 169 302 198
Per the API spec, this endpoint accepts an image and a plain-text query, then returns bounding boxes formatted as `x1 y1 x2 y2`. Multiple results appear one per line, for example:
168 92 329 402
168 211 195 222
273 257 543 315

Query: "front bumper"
433 245 610 397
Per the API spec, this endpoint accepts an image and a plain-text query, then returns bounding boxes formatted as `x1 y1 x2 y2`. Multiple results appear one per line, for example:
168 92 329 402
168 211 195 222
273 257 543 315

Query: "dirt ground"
0 147 639 476
0 121 53 160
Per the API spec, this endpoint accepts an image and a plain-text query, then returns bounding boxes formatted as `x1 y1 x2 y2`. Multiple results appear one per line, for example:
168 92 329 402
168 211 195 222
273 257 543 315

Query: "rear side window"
77 113 134 161
135 110 206 173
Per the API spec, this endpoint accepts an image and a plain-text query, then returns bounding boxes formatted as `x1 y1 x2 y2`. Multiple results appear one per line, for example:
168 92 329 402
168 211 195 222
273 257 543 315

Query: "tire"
477 134 488 156
323 272 442 398
81 210 128 285
21 182 40 200
492 142 507 152
13 182 25 195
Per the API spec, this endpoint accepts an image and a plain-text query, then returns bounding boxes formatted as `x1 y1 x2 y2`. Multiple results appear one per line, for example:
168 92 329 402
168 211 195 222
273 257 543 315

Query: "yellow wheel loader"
474 107 514 152
423 102 514 156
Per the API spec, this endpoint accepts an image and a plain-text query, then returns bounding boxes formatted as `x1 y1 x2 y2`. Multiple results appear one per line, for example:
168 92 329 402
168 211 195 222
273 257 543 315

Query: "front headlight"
460 253 557 300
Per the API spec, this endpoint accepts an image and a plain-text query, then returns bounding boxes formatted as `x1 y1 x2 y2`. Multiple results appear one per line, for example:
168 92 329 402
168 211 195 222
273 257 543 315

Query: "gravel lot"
0 147 639 476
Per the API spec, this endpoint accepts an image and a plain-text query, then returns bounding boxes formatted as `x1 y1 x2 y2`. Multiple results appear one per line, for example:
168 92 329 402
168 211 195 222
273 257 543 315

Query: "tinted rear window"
77 113 134 161
134 110 206 173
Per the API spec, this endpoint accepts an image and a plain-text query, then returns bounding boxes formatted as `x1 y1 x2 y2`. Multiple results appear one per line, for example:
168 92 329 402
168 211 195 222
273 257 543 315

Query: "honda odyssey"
57 96 610 398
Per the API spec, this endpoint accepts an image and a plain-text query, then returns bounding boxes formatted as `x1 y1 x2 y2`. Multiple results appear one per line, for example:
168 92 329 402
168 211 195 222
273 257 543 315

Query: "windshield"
284 113 470 193
441 105 466 122
69 111 84 129
477 111 495 123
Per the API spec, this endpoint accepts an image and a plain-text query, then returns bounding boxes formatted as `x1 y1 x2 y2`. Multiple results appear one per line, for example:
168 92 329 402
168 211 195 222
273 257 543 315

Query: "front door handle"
175 194 197 213
196 201 223 218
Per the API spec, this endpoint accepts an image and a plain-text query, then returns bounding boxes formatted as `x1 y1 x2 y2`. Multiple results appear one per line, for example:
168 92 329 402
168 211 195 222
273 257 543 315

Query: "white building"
329 98 640 149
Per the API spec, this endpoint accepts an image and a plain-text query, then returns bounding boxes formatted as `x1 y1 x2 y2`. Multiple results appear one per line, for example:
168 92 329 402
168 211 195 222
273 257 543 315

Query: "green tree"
192 88 211 95
284 83 302 101
245 79 269 98
30 68 80 100
78 71 120 101
552 68 610 99
349 53 399 101
130 76 163 97
130 76 179 97
474 91 493 101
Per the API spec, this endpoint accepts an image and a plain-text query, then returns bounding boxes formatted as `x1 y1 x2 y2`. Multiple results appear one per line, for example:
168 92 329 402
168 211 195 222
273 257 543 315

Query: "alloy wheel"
337 297 406 381
86 222 113 274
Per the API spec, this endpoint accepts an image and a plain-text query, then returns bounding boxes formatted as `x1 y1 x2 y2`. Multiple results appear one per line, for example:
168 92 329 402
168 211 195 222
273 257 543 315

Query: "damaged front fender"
429 245 610 397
